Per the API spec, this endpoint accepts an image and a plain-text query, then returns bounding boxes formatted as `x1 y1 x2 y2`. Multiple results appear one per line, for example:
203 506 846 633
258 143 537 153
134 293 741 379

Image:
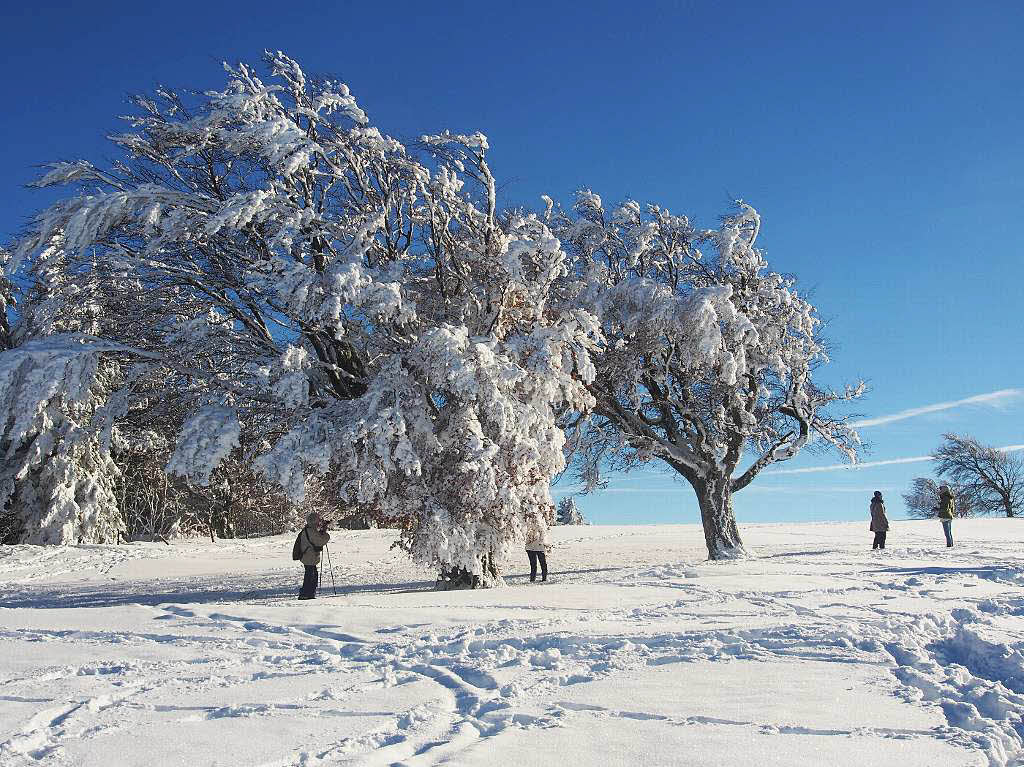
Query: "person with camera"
297 513 331 600
934 485 955 547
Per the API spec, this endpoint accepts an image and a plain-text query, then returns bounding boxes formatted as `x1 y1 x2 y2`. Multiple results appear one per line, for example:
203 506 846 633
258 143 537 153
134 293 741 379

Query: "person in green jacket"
935 485 955 547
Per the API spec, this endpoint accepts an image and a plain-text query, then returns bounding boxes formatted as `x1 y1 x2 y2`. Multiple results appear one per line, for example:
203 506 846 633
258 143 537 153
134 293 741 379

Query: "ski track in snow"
2 522 1024 765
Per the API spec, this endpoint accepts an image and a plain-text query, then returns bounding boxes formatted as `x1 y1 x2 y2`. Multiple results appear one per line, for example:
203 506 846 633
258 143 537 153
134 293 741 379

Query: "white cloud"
852 388 1024 429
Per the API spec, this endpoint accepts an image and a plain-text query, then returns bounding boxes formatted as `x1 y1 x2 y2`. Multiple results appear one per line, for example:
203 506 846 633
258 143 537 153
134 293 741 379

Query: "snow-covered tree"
0 340 124 544
110 387 305 542
902 477 975 519
0 251 13 353
3 53 594 580
933 434 1023 518
556 496 587 525
552 194 863 559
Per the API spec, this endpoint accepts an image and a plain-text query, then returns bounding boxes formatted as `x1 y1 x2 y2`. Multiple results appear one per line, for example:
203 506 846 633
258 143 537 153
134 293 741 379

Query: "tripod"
322 544 338 596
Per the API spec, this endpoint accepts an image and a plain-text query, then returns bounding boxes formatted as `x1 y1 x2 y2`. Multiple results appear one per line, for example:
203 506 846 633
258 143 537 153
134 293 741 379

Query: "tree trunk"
481 551 500 587
693 477 746 560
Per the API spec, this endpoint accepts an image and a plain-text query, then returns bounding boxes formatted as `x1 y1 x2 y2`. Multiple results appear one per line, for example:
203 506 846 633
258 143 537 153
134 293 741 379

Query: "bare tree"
902 477 976 518
933 434 1024 518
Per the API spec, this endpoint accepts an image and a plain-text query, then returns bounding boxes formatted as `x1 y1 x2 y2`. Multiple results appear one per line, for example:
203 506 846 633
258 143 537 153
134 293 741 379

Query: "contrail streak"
767 444 1024 475
852 389 1023 428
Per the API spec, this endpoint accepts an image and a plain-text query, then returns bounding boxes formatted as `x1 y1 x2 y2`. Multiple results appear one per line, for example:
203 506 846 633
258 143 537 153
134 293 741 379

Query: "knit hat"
873 491 882 499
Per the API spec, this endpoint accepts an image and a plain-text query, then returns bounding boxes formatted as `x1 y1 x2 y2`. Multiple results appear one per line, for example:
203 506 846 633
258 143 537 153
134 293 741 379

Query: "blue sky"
2 1 1022 524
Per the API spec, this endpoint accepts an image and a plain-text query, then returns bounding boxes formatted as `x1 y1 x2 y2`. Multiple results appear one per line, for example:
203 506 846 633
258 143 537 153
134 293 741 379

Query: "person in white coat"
525 526 551 583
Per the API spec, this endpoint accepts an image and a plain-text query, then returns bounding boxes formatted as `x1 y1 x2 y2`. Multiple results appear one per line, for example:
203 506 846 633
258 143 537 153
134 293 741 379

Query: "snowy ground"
3 520 1024 766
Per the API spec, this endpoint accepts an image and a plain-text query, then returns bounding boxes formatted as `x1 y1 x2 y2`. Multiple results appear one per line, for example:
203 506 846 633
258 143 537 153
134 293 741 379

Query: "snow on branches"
165 406 241 486
2 52 861 566
0 338 123 544
2 53 594 576
552 193 863 557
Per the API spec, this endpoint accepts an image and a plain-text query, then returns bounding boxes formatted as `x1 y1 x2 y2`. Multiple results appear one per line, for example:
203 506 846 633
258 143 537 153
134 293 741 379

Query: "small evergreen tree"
556 496 587 525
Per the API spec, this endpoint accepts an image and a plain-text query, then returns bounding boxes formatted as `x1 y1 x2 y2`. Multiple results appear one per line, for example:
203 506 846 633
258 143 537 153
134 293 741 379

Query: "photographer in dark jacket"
298 513 331 600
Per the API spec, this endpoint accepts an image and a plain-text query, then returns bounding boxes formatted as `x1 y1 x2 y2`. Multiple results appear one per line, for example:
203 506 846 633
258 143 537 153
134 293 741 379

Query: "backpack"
291 530 308 561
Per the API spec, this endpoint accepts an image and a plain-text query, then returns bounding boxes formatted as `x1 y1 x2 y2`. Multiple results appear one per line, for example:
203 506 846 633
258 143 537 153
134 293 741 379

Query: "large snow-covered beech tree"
2 53 595 580
552 194 863 559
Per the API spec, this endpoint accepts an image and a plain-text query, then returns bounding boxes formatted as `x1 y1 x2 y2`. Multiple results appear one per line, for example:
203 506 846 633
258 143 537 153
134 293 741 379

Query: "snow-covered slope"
3 519 1023 766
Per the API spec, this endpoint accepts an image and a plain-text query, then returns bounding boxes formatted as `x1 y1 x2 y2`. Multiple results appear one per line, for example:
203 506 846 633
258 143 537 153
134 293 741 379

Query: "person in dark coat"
869 491 889 549
298 513 331 600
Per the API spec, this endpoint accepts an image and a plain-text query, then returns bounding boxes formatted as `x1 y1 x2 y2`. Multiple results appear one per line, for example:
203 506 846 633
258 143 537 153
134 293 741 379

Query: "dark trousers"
300 564 319 598
872 531 886 549
941 520 953 546
527 550 548 581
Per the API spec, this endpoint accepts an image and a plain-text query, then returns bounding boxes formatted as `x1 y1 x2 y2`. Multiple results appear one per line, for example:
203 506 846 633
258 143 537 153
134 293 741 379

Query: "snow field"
3 519 1024 765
